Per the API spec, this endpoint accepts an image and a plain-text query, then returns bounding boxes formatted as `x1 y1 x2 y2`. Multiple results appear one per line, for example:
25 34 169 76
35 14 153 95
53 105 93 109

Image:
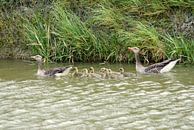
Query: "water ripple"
0 66 194 129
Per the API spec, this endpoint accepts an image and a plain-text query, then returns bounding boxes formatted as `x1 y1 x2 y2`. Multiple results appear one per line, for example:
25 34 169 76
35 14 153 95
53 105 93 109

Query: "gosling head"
82 68 88 74
89 67 94 73
119 68 124 73
108 69 112 73
99 67 106 73
73 67 79 72
128 47 140 54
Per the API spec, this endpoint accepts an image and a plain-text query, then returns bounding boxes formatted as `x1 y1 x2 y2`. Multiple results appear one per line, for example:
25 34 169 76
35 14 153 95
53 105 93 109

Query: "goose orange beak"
31 56 36 59
128 47 132 51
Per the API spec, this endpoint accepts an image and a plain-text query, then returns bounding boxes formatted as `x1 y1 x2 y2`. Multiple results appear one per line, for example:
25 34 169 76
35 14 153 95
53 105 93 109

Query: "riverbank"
0 0 194 63
0 44 31 59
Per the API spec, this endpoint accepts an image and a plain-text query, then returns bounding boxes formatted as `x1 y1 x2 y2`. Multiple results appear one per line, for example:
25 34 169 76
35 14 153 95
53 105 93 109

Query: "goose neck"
135 53 141 65
37 61 43 71
134 53 145 72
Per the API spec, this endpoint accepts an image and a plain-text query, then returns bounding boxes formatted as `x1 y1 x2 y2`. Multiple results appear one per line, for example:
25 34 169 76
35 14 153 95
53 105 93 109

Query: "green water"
0 59 194 129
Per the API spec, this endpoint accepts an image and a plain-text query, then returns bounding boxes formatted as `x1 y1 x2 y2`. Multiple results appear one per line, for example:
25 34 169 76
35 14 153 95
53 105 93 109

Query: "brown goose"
31 55 72 77
128 47 181 74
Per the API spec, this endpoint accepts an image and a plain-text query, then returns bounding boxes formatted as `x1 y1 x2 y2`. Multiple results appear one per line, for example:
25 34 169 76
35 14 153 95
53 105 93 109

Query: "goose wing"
45 67 70 76
144 59 173 73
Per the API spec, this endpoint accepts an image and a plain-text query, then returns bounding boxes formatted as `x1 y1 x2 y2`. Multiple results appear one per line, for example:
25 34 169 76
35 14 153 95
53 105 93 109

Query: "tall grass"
130 22 166 61
0 6 28 58
1 0 194 63
22 12 51 61
51 4 99 62
90 3 124 30
88 3 131 62
163 34 194 63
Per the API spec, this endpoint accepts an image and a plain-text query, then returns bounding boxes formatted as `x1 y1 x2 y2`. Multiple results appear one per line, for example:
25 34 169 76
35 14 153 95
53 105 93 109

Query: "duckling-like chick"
100 67 106 72
119 68 132 77
89 67 101 78
81 68 89 77
99 67 108 78
108 69 123 79
89 67 95 73
108 69 120 75
72 67 83 77
101 68 110 79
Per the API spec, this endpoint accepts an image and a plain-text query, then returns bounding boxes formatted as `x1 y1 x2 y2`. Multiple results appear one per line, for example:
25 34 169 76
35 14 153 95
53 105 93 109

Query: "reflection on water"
0 60 194 129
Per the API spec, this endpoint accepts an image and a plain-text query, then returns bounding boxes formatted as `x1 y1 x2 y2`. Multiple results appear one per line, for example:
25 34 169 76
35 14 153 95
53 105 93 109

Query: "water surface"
0 60 194 129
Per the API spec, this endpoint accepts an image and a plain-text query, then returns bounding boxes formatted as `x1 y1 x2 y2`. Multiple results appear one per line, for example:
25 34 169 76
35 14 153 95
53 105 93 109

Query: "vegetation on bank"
0 0 194 63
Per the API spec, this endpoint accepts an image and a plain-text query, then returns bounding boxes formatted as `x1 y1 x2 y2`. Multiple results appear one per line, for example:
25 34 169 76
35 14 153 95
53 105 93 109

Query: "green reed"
163 34 194 63
1 0 194 63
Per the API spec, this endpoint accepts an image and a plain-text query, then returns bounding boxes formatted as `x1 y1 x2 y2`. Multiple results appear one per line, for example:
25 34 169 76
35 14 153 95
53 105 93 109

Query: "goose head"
31 55 43 63
128 47 140 54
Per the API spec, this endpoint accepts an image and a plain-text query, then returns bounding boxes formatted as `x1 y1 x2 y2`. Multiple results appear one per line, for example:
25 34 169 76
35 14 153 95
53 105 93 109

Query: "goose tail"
160 58 180 73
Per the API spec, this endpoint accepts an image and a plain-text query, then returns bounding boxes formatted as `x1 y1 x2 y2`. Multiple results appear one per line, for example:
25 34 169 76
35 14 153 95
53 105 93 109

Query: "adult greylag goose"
128 47 181 74
31 55 72 77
